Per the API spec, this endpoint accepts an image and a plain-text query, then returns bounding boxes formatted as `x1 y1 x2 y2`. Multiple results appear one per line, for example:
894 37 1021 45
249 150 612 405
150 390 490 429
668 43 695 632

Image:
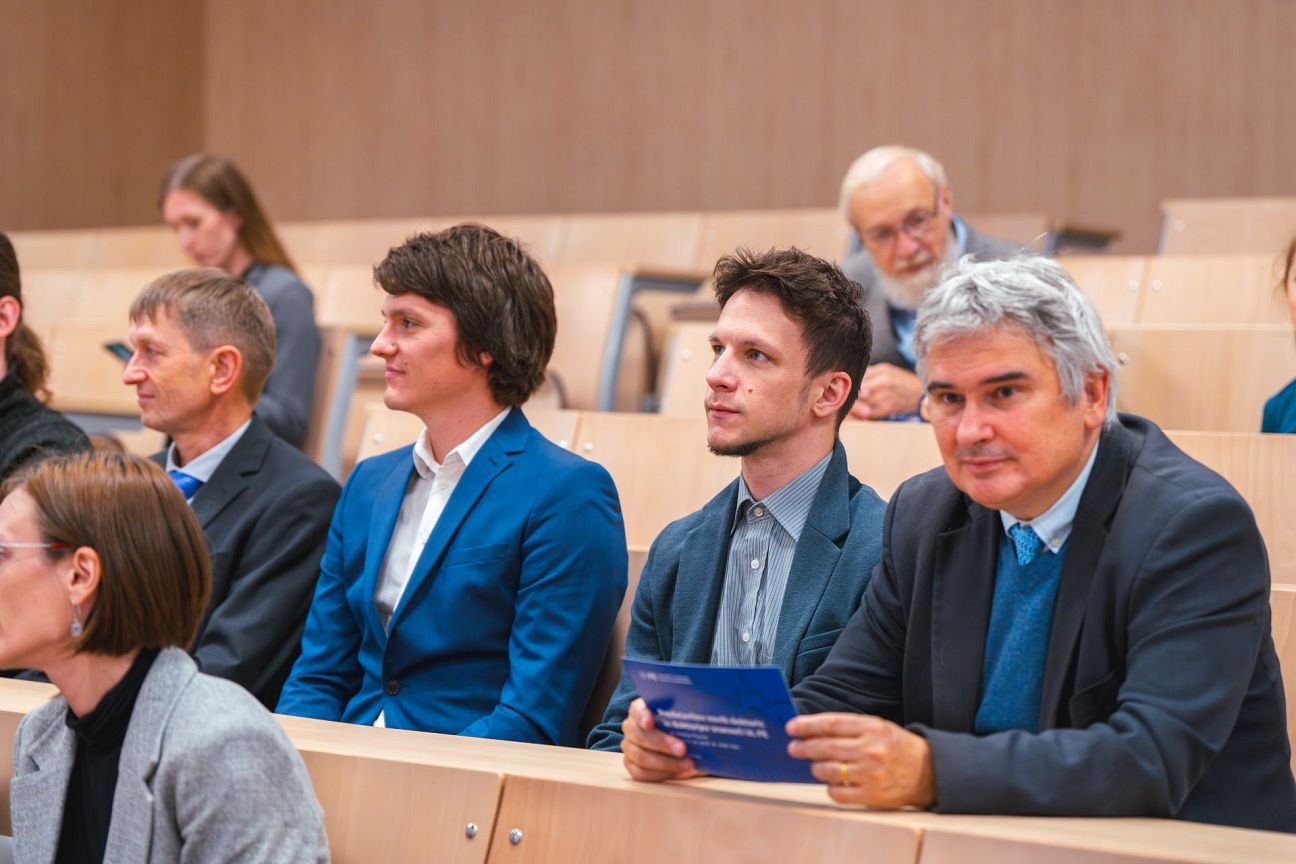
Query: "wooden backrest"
656 320 714 418
42 323 138 415
960 212 1052 249
1109 325 1294 433
547 264 652 411
693 208 848 270
1139 254 1288 325
573 412 735 548
94 226 190 269
1168 432 1296 587
314 266 384 330
277 218 434 270
838 422 943 500
356 404 581 463
553 212 703 270
1269 584 1296 775
1056 255 1146 328
1159 197 1296 254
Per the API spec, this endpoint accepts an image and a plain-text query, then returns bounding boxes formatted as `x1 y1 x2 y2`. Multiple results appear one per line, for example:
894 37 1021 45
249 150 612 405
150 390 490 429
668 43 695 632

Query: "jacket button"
385 679 400 696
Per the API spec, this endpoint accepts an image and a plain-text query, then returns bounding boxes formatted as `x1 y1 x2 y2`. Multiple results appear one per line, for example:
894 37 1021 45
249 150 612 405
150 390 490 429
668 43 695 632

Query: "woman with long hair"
160 155 321 447
0 233 89 481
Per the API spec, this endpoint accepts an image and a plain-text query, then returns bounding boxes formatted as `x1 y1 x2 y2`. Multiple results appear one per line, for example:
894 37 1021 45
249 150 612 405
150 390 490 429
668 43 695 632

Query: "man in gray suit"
838 145 1021 421
122 268 340 707
588 247 887 778
786 257 1296 831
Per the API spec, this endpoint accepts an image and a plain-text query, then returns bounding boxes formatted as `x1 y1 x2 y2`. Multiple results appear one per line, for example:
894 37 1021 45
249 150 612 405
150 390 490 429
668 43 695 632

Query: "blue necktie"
1008 523 1043 566
168 470 204 500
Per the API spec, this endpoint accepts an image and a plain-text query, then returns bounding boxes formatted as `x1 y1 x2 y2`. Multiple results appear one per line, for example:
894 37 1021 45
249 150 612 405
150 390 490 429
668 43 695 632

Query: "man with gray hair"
123 268 340 708
785 256 1296 831
838 145 1021 420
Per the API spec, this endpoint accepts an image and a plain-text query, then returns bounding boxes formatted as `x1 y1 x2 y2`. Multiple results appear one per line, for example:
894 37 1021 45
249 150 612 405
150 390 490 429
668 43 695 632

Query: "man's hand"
786 713 936 808
851 363 924 420
621 697 705 782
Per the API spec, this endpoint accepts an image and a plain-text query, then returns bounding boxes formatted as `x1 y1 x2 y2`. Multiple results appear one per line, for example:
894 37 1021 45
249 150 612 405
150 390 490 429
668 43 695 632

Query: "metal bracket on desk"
65 412 147 437
321 331 377 479
596 272 705 412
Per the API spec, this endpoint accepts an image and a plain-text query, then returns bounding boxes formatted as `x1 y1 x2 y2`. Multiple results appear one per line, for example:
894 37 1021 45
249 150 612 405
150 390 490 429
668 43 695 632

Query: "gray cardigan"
10 648 329 863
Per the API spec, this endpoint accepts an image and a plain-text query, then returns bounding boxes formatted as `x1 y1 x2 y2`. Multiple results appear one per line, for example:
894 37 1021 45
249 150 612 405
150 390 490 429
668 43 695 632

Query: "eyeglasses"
860 193 941 250
0 542 73 565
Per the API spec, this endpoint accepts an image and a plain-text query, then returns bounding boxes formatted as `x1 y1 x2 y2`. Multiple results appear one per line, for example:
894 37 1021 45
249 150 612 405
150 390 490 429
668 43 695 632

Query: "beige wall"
0 0 203 231
5 0 1296 250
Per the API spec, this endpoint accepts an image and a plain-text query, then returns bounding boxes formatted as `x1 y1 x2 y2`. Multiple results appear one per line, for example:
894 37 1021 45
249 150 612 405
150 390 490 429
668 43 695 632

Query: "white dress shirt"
999 441 1100 553
165 418 253 503
371 408 510 727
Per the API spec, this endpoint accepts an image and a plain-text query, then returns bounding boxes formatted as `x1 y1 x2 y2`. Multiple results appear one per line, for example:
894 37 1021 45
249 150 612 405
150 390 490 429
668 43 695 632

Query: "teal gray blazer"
587 441 885 750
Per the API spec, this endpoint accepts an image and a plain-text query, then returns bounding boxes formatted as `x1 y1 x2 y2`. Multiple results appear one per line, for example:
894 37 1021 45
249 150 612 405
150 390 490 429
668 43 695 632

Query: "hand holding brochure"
623 657 816 783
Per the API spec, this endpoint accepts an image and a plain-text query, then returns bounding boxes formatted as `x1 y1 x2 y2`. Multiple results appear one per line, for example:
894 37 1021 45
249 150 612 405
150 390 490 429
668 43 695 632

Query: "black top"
56 648 160 864
0 370 90 482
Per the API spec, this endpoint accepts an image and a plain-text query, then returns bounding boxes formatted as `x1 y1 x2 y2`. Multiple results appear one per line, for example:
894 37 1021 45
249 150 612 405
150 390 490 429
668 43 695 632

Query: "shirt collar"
165 417 253 482
733 451 832 543
413 407 511 480
999 440 1100 554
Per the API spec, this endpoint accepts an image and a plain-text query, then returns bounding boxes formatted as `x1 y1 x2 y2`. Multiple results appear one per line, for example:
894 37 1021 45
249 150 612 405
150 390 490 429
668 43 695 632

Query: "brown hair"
1 451 211 655
0 233 51 401
712 246 873 427
160 154 297 274
130 268 277 402
374 224 556 406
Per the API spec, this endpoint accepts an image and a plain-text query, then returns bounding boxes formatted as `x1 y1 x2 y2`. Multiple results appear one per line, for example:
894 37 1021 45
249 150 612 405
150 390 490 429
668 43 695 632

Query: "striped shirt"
710 453 832 667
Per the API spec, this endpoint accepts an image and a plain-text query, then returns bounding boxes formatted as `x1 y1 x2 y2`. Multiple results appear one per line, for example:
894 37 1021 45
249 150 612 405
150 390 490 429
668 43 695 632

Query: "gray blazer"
243 262 321 448
10 648 329 863
838 218 1023 369
587 441 885 750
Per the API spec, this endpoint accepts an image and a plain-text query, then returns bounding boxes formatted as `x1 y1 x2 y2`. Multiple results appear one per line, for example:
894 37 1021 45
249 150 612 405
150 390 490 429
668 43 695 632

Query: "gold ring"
839 761 851 787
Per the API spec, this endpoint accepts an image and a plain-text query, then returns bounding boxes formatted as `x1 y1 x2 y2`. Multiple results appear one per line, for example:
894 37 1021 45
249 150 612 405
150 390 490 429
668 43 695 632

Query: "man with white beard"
838 146 1022 420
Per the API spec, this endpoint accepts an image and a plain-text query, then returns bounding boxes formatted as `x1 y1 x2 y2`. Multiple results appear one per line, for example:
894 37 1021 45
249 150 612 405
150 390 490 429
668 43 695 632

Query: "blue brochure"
622 658 816 783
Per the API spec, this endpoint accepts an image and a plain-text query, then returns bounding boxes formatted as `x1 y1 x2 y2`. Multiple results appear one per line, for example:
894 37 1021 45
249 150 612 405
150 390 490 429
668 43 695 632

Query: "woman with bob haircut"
0 233 89 482
1 451 329 863
159 154 321 448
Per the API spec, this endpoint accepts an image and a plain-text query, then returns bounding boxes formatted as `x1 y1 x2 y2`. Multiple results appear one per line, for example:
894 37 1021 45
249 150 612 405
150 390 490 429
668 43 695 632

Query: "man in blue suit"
278 225 627 746
588 247 887 775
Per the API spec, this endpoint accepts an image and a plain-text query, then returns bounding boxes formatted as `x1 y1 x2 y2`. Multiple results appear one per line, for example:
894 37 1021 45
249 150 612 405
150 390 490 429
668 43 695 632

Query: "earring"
70 604 83 638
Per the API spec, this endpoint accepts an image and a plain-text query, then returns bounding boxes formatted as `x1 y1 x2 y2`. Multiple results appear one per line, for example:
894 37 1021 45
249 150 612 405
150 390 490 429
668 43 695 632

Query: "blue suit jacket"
587 441 885 750
277 408 627 746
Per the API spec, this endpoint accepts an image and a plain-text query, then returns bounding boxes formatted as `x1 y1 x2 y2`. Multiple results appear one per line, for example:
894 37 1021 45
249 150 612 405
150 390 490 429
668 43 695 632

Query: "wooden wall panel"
4 1 1296 253
0 0 203 231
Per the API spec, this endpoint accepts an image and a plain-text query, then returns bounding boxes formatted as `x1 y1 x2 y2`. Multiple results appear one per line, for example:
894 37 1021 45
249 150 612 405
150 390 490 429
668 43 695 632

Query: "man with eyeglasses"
838 145 1022 421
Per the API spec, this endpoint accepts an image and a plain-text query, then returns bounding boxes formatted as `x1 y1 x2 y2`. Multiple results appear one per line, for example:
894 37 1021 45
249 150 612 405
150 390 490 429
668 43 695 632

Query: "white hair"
914 255 1119 425
838 145 948 220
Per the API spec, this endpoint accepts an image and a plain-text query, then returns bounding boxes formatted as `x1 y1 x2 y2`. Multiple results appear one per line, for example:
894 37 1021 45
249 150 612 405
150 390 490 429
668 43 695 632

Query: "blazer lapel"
388 412 524 630
672 481 740 663
102 649 196 863
360 452 417 641
10 709 76 864
930 505 1000 730
771 443 850 678
1039 422 1137 725
188 419 272 529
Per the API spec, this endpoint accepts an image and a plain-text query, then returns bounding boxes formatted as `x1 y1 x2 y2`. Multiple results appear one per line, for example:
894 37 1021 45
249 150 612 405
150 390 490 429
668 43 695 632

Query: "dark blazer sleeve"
250 267 321 447
459 458 627 744
276 468 367 720
587 538 670 751
195 469 339 708
791 490 907 722
921 490 1271 817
